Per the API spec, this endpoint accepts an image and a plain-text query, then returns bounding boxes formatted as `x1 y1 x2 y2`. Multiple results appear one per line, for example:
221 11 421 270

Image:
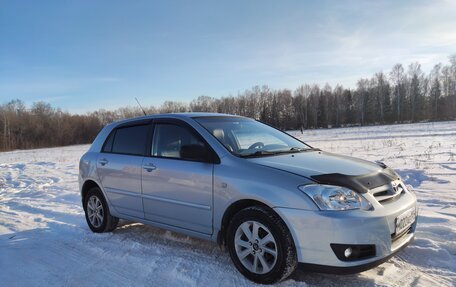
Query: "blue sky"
1 0 455 113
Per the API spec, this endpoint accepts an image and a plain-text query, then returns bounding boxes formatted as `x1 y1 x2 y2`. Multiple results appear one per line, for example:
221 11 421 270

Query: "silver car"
79 113 418 284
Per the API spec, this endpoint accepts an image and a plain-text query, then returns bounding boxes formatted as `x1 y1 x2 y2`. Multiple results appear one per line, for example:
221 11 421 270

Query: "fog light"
330 244 376 261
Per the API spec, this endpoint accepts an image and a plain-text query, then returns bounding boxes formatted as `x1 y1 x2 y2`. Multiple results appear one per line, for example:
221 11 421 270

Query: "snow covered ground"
1 121 455 287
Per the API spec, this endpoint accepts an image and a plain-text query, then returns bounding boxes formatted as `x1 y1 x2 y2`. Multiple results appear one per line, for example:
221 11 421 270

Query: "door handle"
143 163 156 172
99 158 109 166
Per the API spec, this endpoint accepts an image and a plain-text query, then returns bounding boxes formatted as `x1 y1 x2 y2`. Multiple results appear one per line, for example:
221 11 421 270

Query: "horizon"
1 0 456 113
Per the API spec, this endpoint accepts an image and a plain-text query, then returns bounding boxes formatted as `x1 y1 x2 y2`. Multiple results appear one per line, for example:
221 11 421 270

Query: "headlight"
299 184 373 211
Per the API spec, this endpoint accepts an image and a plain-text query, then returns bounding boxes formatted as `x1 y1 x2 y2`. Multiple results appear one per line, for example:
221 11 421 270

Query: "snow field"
1 121 455 286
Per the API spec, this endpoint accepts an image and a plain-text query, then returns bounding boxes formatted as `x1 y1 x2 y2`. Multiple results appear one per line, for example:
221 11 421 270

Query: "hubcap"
87 195 104 228
234 221 278 274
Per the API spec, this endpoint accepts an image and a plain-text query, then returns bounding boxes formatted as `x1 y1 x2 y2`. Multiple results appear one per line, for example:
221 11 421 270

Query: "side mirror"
180 144 209 162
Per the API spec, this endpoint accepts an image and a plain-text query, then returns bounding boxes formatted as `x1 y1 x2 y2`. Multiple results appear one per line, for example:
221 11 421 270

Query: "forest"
1 55 455 152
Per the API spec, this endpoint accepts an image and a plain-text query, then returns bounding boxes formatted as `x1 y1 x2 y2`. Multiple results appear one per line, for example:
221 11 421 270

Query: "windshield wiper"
275 147 312 154
289 147 306 152
239 150 277 158
240 147 317 158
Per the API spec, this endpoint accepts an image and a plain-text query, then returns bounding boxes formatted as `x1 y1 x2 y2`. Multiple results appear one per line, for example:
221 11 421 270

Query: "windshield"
195 117 312 157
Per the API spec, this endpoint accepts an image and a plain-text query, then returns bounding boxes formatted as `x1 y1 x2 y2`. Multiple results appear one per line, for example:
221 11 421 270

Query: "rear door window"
111 125 149 156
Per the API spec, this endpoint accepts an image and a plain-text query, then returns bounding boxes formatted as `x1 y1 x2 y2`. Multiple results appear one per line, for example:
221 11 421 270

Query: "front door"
141 121 213 234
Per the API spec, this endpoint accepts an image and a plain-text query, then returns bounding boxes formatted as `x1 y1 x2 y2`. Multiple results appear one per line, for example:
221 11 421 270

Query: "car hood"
248 150 399 193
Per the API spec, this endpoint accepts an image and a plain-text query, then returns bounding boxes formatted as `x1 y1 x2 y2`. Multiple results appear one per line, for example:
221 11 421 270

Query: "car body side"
79 113 417 269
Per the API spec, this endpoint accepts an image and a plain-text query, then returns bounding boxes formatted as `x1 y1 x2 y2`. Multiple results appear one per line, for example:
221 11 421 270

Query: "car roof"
108 112 245 126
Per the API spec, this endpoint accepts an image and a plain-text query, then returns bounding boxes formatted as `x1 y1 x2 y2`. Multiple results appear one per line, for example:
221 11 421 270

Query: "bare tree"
390 64 406 123
407 62 424 122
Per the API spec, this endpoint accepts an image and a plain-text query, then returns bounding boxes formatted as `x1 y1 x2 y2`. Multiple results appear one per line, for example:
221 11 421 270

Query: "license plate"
395 207 416 235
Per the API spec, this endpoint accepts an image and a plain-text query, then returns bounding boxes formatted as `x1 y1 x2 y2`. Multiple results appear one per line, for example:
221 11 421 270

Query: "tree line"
1 55 455 152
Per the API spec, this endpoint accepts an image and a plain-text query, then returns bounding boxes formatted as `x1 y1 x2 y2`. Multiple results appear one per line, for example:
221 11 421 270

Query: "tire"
83 187 119 233
226 206 297 284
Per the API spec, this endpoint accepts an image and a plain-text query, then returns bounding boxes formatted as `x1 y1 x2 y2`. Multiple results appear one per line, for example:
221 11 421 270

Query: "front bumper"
297 236 413 274
274 190 417 270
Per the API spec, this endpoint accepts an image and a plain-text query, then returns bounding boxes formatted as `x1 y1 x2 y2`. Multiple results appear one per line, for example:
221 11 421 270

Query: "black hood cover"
311 167 400 194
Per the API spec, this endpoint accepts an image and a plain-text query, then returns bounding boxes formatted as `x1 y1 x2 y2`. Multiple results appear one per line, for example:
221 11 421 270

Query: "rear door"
97 122 151 219
141 119 215 234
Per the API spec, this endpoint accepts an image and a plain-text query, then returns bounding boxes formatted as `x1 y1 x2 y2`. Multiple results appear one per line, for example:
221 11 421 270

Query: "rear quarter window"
102 130 115 153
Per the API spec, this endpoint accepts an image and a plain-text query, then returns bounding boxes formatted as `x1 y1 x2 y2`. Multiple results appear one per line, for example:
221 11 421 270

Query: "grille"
369 181 405 204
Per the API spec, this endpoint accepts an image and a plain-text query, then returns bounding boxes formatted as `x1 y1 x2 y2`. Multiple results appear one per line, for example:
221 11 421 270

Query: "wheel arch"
81 179 102 203
217 199 290 246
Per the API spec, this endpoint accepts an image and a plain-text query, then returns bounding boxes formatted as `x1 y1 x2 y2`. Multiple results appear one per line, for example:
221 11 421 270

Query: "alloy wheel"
234 220 278 274
87 195 104 228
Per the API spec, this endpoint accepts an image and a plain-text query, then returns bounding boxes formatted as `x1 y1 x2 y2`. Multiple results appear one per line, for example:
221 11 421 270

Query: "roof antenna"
135 97 147 116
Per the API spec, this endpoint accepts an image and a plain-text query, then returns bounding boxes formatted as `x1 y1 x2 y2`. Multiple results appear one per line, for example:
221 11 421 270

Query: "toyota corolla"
79 113 418 284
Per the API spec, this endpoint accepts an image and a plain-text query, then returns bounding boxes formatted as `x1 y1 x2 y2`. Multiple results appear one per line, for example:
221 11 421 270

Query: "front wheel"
226 206 297 284
83 187 118 233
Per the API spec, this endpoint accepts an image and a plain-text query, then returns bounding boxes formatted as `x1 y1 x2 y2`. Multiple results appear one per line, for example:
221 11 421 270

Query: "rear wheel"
226 206 297 284
84 187 118 233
